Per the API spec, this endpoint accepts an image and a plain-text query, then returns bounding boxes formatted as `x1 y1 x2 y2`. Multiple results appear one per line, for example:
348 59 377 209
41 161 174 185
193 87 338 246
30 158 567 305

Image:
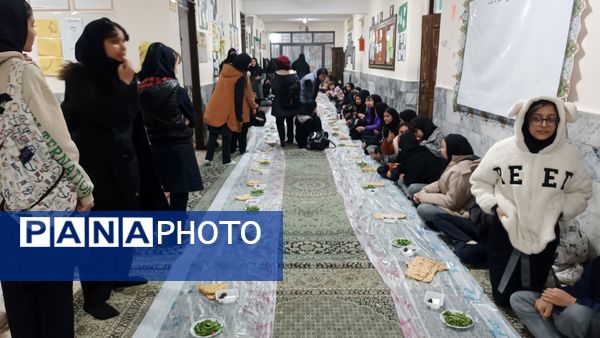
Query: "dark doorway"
331 47 345 81
418 14 440 119
240 13 246 53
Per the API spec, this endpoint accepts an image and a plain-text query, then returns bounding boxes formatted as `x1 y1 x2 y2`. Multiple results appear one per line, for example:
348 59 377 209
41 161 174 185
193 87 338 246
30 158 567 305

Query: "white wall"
436 0 600 115
32 0 181 93
344 0 429 81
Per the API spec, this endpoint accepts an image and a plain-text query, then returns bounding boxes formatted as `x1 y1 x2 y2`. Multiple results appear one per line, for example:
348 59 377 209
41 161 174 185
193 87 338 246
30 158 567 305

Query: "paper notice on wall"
36 19 61 38
38 57 64 76
38 39 63 57
60 17 83 62
72 0 113 10
139 41 151 66
198 32 208 63
30 0 70 10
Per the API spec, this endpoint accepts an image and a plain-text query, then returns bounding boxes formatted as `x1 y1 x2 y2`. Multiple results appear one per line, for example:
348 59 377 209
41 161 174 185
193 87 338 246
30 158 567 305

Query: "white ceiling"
242 0 367 17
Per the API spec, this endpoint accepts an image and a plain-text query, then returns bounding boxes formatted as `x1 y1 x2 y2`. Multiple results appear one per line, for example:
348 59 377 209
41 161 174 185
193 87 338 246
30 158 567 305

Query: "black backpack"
306 131 335 150
280 79 301 110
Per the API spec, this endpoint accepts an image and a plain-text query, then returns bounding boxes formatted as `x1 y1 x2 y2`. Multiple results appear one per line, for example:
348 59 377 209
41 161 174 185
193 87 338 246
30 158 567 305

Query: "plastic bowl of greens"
440 310 474 330
391 238 412 248
190 318 224 337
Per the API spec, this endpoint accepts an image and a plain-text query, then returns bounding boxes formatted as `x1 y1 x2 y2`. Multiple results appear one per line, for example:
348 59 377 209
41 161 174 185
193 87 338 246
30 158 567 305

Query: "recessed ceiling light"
302 18 308 24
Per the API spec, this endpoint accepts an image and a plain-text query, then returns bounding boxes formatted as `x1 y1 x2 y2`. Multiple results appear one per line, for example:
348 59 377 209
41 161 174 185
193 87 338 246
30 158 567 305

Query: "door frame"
417 13 441 119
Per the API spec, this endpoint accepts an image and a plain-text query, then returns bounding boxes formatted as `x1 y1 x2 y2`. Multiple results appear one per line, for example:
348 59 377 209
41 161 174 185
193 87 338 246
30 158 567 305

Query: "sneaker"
224 160 237 166
204 160 212 166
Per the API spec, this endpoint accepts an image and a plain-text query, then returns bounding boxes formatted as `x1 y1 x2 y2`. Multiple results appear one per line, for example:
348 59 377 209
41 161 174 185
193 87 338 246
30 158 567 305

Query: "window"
269 31 336 72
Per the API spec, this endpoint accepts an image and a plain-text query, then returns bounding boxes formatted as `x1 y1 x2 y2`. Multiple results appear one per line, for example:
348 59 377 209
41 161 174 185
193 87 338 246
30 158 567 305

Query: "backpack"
280 79 301 110
0 60 76 211
306 131 335 151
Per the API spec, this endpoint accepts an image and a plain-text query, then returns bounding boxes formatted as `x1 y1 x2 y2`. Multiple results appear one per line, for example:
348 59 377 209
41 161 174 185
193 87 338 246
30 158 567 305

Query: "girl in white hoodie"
470 97 592 307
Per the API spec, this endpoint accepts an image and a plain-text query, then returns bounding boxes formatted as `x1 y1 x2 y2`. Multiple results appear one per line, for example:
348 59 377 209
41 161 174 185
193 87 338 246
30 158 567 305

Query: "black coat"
61 63 169 211
392 146 446 186
271 71 301 118
139 79 195 146
291 58 310 80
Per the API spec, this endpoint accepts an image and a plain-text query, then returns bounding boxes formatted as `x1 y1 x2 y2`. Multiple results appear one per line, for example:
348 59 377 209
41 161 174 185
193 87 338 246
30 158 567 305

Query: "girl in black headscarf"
412 134 479 225
219 47 237 73
248 57 263 99
379 133 445 186
410 116 444 157
138 42 204 211
0 1 94 337
291 53 311 80
230 53 256 155
399 109 417 123
61 18 168 320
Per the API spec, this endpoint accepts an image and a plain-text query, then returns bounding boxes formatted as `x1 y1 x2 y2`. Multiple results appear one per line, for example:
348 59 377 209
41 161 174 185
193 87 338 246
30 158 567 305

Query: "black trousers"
276 116 294 144
1 281 74 338
80 248 134 306
205 125 232 164
231 122 250 154
487 214 559 307
434 213 487 265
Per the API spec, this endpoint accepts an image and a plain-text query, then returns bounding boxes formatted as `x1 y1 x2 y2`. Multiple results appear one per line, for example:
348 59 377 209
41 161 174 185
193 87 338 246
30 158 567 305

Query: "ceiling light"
302 18 308 24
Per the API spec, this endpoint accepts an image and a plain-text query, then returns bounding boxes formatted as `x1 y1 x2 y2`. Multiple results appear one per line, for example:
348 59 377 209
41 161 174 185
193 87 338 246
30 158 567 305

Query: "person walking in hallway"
271 55 301 146
204 53 255 165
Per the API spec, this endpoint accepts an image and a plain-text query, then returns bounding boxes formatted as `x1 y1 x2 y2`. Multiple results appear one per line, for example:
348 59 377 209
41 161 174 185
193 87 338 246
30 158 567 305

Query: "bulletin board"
456 0 582 119
368 15 396 70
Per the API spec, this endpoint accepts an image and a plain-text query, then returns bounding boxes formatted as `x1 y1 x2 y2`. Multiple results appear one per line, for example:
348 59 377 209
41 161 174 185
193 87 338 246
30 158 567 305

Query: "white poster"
60 17 83 62
457 0 574 117
30 0 70 10
73 0 113 10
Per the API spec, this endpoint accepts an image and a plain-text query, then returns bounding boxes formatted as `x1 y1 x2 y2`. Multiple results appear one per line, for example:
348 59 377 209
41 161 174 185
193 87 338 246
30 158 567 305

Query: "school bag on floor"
306 130 335 151
0 60 76 211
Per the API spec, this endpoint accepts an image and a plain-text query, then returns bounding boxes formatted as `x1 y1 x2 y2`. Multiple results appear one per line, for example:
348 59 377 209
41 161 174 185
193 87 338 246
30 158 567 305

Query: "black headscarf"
232 53 251 73
444 134 474 163
232 53 252 122
138 42 176 80
521 100 559 154
375 102 388 121
75 18 129 76
398 132 420 160
302 101 317 115
399 109 417 123
219 48 238 73
382 107 400 138
410 116 437 140
0 0 28 53
355 89 370 114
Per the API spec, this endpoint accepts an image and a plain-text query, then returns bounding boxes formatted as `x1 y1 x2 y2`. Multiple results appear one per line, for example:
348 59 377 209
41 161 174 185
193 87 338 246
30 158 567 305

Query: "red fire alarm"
358 36 365 51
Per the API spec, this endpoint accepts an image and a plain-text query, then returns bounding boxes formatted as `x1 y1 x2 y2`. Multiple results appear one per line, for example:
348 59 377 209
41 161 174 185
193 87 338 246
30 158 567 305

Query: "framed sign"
369 15 396 70
30 0 70 10
72 0 113 11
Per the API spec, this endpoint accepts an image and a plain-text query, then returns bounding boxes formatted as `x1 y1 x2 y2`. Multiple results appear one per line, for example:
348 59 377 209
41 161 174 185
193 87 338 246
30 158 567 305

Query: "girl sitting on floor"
351 94 382 140
412 134 480 224
410 116 443 157
378 133 445 186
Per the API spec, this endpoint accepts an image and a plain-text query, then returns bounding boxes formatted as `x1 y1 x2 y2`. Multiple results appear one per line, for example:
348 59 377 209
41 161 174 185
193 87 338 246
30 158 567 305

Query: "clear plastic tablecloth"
316 95 519 338
134 115 285 338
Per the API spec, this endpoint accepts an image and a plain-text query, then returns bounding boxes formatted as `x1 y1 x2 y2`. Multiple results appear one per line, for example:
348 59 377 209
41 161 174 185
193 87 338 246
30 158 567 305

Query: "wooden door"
418 14 441 118
240 13 246 53
331 47 345 81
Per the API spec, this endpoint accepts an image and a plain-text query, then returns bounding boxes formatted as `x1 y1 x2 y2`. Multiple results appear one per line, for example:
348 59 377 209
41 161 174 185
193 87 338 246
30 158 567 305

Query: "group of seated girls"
331 90 599 338
331 86 487 266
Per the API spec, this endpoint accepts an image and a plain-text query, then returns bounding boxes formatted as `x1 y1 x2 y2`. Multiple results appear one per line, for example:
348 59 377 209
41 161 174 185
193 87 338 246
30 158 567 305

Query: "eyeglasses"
529 115 559 126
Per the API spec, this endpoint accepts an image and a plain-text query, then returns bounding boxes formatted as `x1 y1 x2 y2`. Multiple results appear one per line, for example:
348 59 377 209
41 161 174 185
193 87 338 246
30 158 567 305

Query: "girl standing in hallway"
204 53 255 165
0 1 94 336
470 97 592 307
61 18 168 320
271 55 301 146
138 42 204 211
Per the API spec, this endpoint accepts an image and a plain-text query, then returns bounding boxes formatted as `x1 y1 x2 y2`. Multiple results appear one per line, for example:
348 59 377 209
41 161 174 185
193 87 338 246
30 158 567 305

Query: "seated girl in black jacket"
378 133 445 186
